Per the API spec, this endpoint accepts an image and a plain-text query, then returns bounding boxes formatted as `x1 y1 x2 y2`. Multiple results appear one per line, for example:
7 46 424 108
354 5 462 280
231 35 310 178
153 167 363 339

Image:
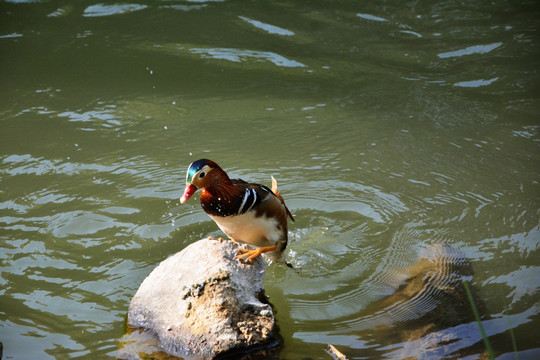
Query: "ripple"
239 16 295 36
286 232 473 328
276 180 420 322
357 13 388 22
292 180 408 223
57 107 121 128
453 77 499 88
13 289 114 323
1 320 86 360
484 266 540 306
82 4 148 17
438 42 503 59
377 304 539 359
189 47 306 68
0 32 24 39
45 211 129 239
342 243 472 330
0 199 29 214
469 227 540 261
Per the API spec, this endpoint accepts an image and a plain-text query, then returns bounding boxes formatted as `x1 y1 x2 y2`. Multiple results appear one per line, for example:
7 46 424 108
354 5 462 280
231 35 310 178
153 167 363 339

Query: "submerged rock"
122 238 276 359
349 243 487 359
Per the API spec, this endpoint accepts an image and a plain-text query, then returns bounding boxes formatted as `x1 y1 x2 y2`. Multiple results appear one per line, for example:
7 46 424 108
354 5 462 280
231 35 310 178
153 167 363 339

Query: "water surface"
1 0 539 359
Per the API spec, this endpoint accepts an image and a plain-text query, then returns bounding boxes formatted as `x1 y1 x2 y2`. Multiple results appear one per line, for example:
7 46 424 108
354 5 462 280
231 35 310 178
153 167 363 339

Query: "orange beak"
180 184 197 204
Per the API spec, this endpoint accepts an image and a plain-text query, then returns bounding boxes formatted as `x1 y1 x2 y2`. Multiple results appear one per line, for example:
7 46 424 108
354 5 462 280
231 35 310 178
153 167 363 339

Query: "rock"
123 238 276 359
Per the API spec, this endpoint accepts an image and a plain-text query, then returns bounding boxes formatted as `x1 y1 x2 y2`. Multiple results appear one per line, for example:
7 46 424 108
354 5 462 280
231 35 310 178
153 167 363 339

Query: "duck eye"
199 171 206 179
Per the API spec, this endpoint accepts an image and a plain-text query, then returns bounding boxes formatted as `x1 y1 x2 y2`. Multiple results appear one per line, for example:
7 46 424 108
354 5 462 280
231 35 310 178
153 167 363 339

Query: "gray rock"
124 238 276 359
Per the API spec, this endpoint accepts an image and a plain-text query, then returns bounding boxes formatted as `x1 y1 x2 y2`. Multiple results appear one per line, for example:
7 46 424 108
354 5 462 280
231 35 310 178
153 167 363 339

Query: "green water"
1 0 539 359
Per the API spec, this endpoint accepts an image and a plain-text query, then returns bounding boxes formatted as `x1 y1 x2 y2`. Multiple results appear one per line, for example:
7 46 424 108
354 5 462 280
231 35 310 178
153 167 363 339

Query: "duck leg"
235 244 277 261
207 236 238 243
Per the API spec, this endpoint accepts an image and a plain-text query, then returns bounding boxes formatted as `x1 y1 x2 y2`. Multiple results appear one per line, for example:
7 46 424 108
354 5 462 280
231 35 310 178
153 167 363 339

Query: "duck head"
180 159 220 204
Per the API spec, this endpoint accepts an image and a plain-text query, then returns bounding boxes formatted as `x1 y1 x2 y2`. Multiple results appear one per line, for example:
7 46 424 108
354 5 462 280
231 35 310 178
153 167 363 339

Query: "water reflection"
82 4 148 17
190 47 306 68
437 42 503 58
454 77 499 88
357 13 388 22
239 16 295 36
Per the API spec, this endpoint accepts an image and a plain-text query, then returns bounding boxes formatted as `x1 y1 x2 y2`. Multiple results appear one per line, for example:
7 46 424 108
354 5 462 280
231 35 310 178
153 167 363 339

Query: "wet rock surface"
122 238 276 359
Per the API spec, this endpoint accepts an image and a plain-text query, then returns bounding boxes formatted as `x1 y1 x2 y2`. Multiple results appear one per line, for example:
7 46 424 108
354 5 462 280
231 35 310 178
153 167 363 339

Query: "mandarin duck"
180 159 294 262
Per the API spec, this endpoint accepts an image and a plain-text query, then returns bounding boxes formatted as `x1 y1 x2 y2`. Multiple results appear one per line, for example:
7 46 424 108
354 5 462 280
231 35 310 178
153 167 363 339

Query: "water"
1 0 539 359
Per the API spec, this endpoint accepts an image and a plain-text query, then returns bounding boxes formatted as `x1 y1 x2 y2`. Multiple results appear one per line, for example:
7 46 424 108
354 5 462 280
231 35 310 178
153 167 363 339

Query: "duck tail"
271 176 295 222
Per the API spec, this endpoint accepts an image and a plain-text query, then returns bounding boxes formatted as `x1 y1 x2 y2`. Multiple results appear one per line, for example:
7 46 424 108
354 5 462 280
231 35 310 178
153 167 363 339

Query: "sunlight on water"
189 47 307 67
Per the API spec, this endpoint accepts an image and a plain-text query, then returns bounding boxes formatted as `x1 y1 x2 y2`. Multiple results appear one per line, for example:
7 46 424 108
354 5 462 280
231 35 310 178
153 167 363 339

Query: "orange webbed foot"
234 244 277 262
